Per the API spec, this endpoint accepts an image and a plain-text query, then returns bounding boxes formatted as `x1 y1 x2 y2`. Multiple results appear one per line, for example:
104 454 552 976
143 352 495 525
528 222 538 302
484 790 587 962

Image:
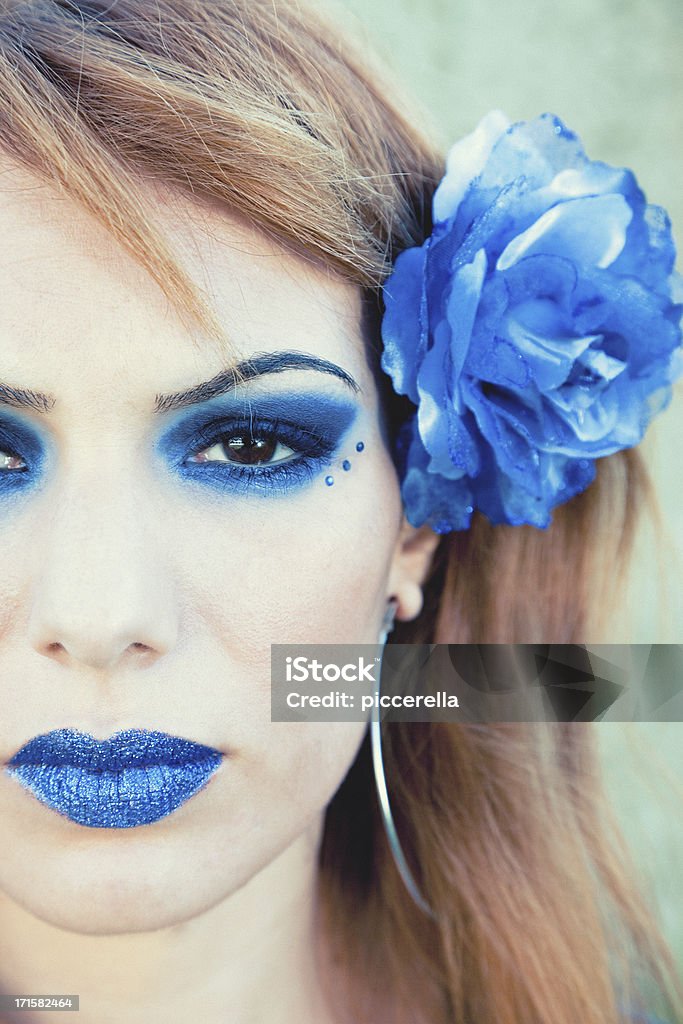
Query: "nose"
27 465 178 672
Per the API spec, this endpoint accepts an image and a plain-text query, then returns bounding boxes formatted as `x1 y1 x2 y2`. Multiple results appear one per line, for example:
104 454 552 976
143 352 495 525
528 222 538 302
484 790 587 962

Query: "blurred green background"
328 0 682 973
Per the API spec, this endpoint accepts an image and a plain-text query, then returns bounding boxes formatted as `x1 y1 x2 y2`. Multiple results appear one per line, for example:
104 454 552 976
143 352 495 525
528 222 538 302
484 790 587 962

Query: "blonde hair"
0 1 680 1021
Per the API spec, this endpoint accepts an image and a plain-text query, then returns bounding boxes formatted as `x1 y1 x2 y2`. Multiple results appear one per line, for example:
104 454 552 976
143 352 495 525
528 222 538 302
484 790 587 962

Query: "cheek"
0 505 43 645
224 721 367 840
158 443 399 798
172 444 403 650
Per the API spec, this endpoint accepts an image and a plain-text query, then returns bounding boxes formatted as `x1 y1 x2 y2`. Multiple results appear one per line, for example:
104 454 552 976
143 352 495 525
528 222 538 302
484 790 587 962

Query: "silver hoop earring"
372 603 435 920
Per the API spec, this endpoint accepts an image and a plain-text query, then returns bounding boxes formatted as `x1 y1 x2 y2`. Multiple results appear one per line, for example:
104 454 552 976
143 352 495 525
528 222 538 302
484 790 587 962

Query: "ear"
386 518 442 622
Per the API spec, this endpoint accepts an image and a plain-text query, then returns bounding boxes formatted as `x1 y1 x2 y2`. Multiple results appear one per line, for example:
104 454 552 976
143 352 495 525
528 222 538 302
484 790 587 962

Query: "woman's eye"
188 432 297 467
0 449 27 472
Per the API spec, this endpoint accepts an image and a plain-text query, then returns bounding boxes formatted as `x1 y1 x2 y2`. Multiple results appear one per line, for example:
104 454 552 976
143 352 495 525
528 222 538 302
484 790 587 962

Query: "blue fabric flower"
381 111 683 532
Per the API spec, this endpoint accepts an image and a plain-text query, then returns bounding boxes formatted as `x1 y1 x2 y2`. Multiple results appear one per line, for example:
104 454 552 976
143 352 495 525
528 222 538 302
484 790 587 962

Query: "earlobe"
390 581 423 622
387 519 442 622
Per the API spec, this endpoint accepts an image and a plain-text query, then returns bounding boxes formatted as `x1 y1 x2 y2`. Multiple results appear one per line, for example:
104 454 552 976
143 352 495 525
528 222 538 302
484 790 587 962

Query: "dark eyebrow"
154 351 361 413
0 382 55 414
0 351 360 417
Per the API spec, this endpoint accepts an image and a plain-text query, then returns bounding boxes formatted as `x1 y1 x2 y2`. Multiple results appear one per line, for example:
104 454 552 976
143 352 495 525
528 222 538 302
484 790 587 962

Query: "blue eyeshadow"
0 413 48 499
157 392 360 498
0 391 361 505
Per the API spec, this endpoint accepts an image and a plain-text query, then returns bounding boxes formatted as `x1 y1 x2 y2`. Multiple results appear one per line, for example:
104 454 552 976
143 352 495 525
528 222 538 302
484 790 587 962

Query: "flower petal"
446 248 488 390
416 339 480 479
497 194 633 271
546 385 622 444
462 378 542 490
400 423 474 531
380 244 428 403
433 110 510 224
504 301 601 390
545 164 635 202
478 113 584 192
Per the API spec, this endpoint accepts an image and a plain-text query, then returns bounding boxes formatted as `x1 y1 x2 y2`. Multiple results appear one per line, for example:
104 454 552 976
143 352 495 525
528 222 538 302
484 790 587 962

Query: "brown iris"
222 432 278 465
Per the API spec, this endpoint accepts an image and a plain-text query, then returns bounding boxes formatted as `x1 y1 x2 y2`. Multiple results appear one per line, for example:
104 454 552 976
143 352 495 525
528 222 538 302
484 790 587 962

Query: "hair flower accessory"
381 111 683 533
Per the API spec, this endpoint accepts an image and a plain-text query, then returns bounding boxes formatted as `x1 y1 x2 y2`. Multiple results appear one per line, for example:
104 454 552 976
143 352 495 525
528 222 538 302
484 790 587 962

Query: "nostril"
41 639 152 663
129 642 154 657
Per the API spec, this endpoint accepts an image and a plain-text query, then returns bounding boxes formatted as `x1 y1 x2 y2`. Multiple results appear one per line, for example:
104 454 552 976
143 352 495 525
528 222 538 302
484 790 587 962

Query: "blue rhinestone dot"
465 505 474 514
342 459 351 471
355 441 364 452
325 475 334 487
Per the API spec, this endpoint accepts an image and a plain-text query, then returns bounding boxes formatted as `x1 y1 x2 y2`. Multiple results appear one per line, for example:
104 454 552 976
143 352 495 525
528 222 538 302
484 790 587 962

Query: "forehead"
0 159 367 410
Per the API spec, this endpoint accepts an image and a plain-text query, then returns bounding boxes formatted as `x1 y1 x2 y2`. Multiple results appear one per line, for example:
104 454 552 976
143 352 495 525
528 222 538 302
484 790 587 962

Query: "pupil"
224 433 276 465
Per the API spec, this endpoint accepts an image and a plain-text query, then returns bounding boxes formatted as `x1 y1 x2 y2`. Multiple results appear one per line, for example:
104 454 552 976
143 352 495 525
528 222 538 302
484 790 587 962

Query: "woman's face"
0 162 427 934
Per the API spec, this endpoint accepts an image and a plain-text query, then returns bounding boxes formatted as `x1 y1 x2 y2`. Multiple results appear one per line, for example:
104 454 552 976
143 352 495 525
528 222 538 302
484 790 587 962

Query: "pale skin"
0 162 439 1024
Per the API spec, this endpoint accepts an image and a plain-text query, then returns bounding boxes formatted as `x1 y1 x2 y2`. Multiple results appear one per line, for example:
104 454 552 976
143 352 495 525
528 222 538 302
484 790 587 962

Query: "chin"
20 893 200 937
1 829 256 936
10 862 219 937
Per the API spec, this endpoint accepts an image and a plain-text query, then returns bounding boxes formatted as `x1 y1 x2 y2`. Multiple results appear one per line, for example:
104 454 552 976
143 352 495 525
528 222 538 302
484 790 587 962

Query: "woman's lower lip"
6 759 222 828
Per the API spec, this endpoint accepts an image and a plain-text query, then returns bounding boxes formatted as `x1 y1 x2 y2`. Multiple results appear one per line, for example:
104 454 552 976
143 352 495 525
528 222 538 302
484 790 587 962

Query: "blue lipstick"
5 729 223 828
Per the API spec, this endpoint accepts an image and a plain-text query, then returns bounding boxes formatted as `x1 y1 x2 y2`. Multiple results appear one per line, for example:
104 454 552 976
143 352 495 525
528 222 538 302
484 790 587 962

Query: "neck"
0 822 336 1024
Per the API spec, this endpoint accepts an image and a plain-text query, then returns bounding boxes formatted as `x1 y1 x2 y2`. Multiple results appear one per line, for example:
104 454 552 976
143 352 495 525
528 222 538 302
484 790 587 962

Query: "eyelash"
181 415 336 493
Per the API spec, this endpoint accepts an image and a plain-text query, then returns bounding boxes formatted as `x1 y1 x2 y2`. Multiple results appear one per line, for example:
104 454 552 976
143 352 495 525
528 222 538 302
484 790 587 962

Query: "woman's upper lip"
6 728 223 770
